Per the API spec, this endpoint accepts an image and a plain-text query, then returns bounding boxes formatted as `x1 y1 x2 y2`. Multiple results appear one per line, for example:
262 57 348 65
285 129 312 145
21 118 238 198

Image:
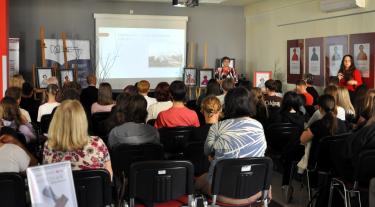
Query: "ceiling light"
173 0 199 7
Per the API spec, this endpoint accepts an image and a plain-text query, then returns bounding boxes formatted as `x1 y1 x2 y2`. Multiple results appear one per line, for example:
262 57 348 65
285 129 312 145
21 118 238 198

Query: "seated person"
196 79 221 106
5 87 31 123
196 87 267 205
154 81 200 128
264 79 283 108
108 94 159 148
296 80 314 106
147 82 172 122
91 82 115 114
216 78 235 106
37 84 60 122
80 74 98 112
20 82 40 123
356 89 375 129
303 73 319 106
192 96 221 142
250 87 269 127
137 80 157 109
43 100 113 179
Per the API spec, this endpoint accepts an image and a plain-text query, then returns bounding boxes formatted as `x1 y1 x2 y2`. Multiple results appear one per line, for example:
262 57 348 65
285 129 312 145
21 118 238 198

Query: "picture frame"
198 69 214 87
253 71 272 89
58 69 75 87
215 58 236 69
183 68 197 86
36 67 54 89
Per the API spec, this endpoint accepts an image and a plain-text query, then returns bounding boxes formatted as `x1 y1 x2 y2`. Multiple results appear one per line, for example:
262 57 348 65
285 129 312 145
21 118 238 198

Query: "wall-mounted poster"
305 37 324 86
325 35 348 85
329 45 343 75
287 39 304 84
350 33 375 88
253 71 272 90
354 43 370 78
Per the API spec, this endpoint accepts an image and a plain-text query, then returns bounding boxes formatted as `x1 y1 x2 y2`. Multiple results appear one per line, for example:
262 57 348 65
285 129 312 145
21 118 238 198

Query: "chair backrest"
0 172 27 207
183 141 209 176
111 143 164 176
40 114 53 134
211 157 273 201
158 127 194 153
129 160 194 206
355 150 375 187
265 123 301 154
72 169 112 207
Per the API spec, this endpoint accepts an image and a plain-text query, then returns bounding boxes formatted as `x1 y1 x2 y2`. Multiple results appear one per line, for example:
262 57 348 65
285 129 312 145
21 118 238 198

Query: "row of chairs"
0 158 273 207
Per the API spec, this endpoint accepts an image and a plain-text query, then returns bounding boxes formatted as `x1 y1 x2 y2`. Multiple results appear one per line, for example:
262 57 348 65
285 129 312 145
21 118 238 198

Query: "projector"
173 0 199 7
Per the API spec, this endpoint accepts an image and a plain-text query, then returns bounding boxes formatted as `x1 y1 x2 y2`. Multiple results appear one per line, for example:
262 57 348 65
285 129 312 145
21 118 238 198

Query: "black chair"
73 169 112 207
158 127 194 158
329 150 375 207
211 157 273 207
0 173 27 207
265 123 301 157
183 141 209 176
40 114 53 134
91 112 111 141
129 160 194 207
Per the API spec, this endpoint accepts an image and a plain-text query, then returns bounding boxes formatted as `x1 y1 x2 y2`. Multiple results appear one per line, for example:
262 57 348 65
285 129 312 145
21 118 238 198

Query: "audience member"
275 80 283 97
80 74 98 112
37 84 60 122
20 82 39 123
328 76 339 86
250 87 269 127
108 94 159 148
197 79 221 106
46 76 59 86
137 80 156 109
9 74 24 88
43 100 113 178
196 87 266 205
5 87 31 123
91 82 115 114
356 89 375 129
154 81 199 128
216 78 235 106
296 80 313 106
264 79 282 108
337 86 356 122
123 85 138 95
103 93 131 137
303 73 319 106
146 82 172 122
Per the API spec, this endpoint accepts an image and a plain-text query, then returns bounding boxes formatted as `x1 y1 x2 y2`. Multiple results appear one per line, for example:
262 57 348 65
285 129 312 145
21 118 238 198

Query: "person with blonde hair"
37 84 60 122
9 74 25 88
137 80 156 109
43 100 112 177
337 86 356 122
91 82 115 114
356 89 375 128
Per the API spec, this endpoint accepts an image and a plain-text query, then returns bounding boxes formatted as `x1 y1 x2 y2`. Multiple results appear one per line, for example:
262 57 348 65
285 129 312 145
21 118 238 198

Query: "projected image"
149 43 183 68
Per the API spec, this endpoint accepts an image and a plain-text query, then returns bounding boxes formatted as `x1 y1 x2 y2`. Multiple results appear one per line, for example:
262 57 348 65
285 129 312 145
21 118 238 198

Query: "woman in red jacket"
338 55 363 92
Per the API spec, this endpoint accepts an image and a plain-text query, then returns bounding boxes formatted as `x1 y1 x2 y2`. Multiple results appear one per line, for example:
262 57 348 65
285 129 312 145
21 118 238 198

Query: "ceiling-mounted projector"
173 0 199 7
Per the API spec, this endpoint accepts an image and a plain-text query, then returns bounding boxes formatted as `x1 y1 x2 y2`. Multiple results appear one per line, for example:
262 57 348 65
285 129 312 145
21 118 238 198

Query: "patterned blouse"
43 136 110 170
205 117 267 183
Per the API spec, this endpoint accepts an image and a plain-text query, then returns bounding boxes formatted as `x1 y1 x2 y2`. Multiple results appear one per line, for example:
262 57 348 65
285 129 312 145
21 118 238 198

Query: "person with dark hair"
250 87 269 127
328 76 339 86
216 78 235 105
197 79 221 106
296 80 314 106
5 87 32 123
338 54 363 93
60 88 81 101
147 82 172 122
108 94 159 148
196 87 267 205
37 84 60 122
264 79 282 108
91 82 115 114
303 73 319 106
274 80 283 97
154 80 199 128
123 85 138 95
20 82 39 123
80 74 98 112
214 56 238 83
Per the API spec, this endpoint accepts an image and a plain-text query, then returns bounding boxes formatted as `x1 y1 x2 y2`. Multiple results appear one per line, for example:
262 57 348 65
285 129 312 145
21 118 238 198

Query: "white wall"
245 0 375 90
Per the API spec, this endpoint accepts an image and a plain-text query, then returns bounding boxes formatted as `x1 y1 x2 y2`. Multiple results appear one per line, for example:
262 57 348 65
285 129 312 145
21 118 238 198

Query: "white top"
144 95 157 109
20 108 31 123
0 144 30 172
91 102 115 114
147 101 173 122
307 106 345 127
37 102 60 122
216 94 225 106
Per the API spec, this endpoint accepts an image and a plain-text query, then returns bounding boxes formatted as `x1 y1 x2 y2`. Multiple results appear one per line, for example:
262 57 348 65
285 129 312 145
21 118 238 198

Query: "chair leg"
211 195 217 207
130 198 135 207
306 170 313 207
328 180 334 207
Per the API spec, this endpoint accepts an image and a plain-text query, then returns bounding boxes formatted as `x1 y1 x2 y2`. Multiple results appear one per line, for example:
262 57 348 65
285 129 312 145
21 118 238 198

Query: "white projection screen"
94 14 188 89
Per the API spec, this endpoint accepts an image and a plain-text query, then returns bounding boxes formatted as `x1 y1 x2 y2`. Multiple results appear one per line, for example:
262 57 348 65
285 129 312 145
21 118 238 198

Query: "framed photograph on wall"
58 69 75 87
183 68 197 86
198 69 214 87
36 68 53 89
253 71 272 89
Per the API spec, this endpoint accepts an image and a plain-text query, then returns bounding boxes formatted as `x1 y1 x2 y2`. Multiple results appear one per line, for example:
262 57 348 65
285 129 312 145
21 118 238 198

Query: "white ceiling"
110 0 262 6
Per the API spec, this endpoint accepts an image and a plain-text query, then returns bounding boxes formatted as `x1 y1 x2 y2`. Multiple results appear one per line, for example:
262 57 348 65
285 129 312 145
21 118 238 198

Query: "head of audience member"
60 88 80 101
46 76 59 86
123 94 148 124
22 82 34 98
303 73 314 86
44 84 59 103
137 80 151 96
224 87 256 119
251 87 265 105
324 85 339 102
154 82 170 102
201 96 222 125
318 94 338 136
354 84 368 116
221 56 231 68
169 80 186 103
280 91 303 114
250 87 269 119
123 85 138 95
63 81 81 92
221 78 235 94
339 54 356 81
295 80 308 94
87 74 97 87
238 80 252 91
328 76 339 86
5 87 22 105
110 93 131 125
362 89 375 122
48 100 88 151
265 79 278 95
337 86 355 115
275 80 283 93
1 97 22 127
206 79 221 96
98 82 114 105
9 74 25 89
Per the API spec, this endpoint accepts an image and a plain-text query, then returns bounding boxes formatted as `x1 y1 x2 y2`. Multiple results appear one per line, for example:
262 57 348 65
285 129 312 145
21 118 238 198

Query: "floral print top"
43 136 110 170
